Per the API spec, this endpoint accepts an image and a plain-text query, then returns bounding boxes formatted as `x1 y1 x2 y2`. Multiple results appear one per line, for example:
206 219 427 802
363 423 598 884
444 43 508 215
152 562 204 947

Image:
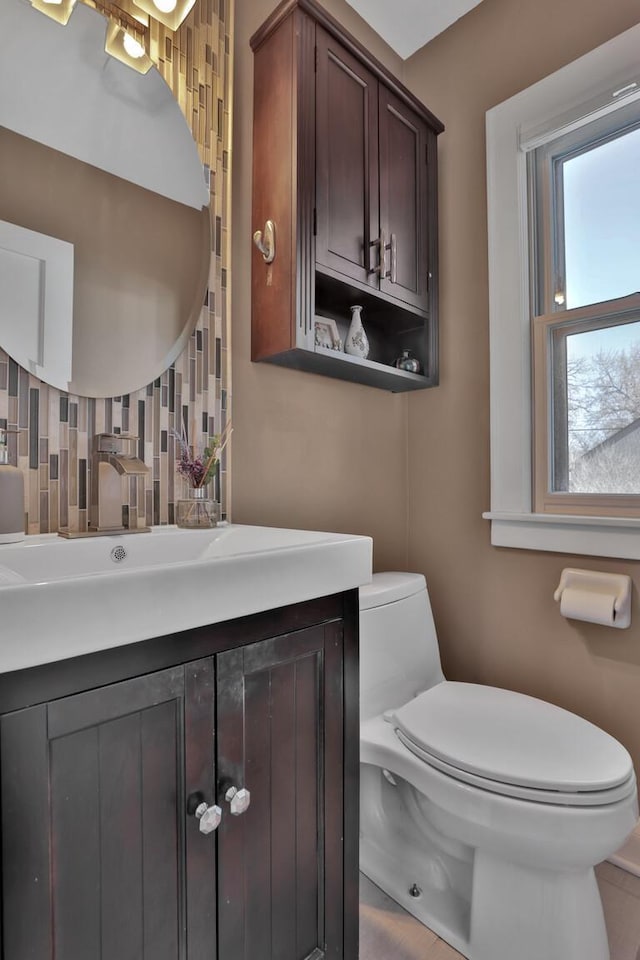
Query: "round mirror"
0 1 210 398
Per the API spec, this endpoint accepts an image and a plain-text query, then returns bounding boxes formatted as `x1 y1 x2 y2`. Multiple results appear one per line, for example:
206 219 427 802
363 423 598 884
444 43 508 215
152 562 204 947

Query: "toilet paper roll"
559 587 616 626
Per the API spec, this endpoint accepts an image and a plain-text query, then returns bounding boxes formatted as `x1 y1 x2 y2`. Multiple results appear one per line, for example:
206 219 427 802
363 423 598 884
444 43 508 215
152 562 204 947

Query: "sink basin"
0 524 372 673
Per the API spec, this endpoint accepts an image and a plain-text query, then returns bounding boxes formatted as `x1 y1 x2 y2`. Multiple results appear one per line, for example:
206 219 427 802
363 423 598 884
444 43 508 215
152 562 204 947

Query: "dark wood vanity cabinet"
1 663 216 960
251 0 443 392
217 624 346 960
0 594 358 960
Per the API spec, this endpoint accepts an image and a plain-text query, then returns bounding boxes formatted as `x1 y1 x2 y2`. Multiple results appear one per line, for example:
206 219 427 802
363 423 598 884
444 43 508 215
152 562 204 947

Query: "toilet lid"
391 682 633 795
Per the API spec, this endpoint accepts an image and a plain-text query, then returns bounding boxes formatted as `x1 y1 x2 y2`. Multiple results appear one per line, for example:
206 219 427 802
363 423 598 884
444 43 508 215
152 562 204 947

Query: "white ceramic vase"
345 305 369 359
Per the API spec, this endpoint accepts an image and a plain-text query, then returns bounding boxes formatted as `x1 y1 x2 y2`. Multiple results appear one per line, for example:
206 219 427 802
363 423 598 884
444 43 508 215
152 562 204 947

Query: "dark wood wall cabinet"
0 592 359 960
251 0 444 392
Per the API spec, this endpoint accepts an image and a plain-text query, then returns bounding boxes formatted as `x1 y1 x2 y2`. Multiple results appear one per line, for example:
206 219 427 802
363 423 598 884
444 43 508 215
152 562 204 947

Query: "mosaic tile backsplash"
0 0 232 535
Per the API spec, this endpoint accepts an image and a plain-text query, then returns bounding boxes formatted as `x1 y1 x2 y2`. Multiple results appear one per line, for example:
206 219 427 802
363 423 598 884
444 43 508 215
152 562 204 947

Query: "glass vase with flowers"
173 421 232 529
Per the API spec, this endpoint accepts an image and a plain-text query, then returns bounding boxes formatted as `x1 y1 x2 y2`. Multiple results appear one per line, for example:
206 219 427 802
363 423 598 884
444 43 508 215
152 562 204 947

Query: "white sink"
0 524 372 673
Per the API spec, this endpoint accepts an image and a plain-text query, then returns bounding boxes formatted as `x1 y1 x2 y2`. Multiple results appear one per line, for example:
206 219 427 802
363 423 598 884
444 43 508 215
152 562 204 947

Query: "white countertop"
0 524 372 673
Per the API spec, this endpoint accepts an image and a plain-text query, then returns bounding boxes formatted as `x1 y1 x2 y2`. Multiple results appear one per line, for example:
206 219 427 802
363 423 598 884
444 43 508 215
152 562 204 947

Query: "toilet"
359 573 639 960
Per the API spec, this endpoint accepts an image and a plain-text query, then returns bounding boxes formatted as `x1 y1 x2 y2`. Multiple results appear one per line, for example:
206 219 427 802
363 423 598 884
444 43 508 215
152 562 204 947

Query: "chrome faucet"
59 434 150 539
89 434 150 535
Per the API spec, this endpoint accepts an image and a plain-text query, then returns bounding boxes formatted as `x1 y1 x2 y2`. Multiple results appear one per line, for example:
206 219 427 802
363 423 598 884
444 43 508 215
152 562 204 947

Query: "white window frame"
484 21 640 560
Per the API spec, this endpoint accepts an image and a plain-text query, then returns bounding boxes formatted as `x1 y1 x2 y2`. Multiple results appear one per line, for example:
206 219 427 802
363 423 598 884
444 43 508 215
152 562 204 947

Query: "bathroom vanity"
0 525 371 960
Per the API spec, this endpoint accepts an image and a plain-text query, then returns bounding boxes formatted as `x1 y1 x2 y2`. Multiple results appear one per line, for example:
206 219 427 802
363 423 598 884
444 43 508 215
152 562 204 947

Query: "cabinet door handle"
225 785 251 815
369 230 390 277
187 792 223 835
390 233 397 284
368 231 382 274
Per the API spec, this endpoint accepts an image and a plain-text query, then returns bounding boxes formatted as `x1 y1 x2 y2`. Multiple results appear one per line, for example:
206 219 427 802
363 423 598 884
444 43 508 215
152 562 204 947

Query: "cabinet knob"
225 785 251 815
187 792 222 835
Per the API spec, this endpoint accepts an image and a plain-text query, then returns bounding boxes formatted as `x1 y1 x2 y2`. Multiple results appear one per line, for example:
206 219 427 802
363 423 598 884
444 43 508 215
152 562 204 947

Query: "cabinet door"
0 660 217 960
315 27 379 289
378 87 430 313
217 622 345 960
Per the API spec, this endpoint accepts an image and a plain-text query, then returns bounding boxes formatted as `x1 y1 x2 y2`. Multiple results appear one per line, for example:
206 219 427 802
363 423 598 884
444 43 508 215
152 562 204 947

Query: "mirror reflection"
0 1 211 398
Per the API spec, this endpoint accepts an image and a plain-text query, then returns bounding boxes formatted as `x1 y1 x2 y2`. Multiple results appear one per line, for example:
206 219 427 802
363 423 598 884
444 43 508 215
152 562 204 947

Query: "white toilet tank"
359 572 445 722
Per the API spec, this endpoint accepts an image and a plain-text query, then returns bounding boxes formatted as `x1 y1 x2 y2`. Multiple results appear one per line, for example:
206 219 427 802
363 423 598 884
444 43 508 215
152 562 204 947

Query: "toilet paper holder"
554 568 632 629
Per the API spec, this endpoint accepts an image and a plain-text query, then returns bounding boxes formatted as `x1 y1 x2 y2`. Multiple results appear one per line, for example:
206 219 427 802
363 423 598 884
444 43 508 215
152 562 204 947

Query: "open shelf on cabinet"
313 347 428 391
265 344 429 392
314 272 437 389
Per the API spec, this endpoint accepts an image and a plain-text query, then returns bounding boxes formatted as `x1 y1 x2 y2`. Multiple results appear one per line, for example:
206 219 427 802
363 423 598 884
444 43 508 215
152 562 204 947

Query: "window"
485 22 640 558
530 104 640 513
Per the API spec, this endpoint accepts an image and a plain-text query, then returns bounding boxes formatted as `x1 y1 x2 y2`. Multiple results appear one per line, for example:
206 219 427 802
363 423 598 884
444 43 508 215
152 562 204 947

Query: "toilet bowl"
359 572 639 960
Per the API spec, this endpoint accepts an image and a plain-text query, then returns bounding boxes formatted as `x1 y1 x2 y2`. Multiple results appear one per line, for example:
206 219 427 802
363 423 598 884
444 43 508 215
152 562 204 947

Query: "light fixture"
105 19 153 74
28 0 155 75
28 0 77 25
131 0 196 31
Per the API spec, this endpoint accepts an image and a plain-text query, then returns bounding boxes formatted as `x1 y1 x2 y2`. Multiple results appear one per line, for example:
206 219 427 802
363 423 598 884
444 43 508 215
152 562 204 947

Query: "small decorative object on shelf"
314 317 343 351
345 304 369 359
394 349 422 374
173 420 232 528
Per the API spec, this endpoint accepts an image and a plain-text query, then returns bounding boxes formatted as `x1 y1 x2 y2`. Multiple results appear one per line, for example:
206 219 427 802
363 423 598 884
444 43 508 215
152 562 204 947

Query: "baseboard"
608 822 640 878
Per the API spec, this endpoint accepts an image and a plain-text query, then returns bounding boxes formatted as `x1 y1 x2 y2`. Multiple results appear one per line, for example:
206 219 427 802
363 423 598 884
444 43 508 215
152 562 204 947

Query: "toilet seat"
390 681 636 807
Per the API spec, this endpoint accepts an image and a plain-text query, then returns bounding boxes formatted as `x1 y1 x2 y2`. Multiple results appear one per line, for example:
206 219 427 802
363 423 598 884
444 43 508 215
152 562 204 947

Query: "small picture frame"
314 317 342 351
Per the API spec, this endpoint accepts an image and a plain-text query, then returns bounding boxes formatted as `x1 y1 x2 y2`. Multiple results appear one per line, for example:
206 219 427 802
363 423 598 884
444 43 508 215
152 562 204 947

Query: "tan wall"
403 0 640 771
231 0 410 571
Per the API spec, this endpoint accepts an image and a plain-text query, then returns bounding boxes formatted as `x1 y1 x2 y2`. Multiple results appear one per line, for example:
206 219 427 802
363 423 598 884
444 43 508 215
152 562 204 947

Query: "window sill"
483 512 640 560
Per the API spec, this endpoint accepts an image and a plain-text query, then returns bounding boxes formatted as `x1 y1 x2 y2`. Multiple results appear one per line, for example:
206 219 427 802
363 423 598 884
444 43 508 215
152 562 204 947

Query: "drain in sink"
110 545 127 563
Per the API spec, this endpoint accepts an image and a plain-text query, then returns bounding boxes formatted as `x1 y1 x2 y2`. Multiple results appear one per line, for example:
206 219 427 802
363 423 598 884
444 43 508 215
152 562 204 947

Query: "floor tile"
426 938 465 959
360 864 640 960
598 873 640 960
360 874 441 960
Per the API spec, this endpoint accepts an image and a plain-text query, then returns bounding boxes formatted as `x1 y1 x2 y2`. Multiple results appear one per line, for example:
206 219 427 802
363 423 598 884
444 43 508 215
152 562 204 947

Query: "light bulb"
122 32 145 58
131 0 194 30
42 0 64 4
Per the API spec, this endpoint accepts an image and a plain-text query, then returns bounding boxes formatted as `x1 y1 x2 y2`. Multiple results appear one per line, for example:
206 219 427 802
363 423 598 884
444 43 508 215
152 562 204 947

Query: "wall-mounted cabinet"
251 0 443 392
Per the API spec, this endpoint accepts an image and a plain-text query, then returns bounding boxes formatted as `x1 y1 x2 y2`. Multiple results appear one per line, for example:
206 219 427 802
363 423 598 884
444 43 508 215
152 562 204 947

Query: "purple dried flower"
172 428 215 488
171 422 232 489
